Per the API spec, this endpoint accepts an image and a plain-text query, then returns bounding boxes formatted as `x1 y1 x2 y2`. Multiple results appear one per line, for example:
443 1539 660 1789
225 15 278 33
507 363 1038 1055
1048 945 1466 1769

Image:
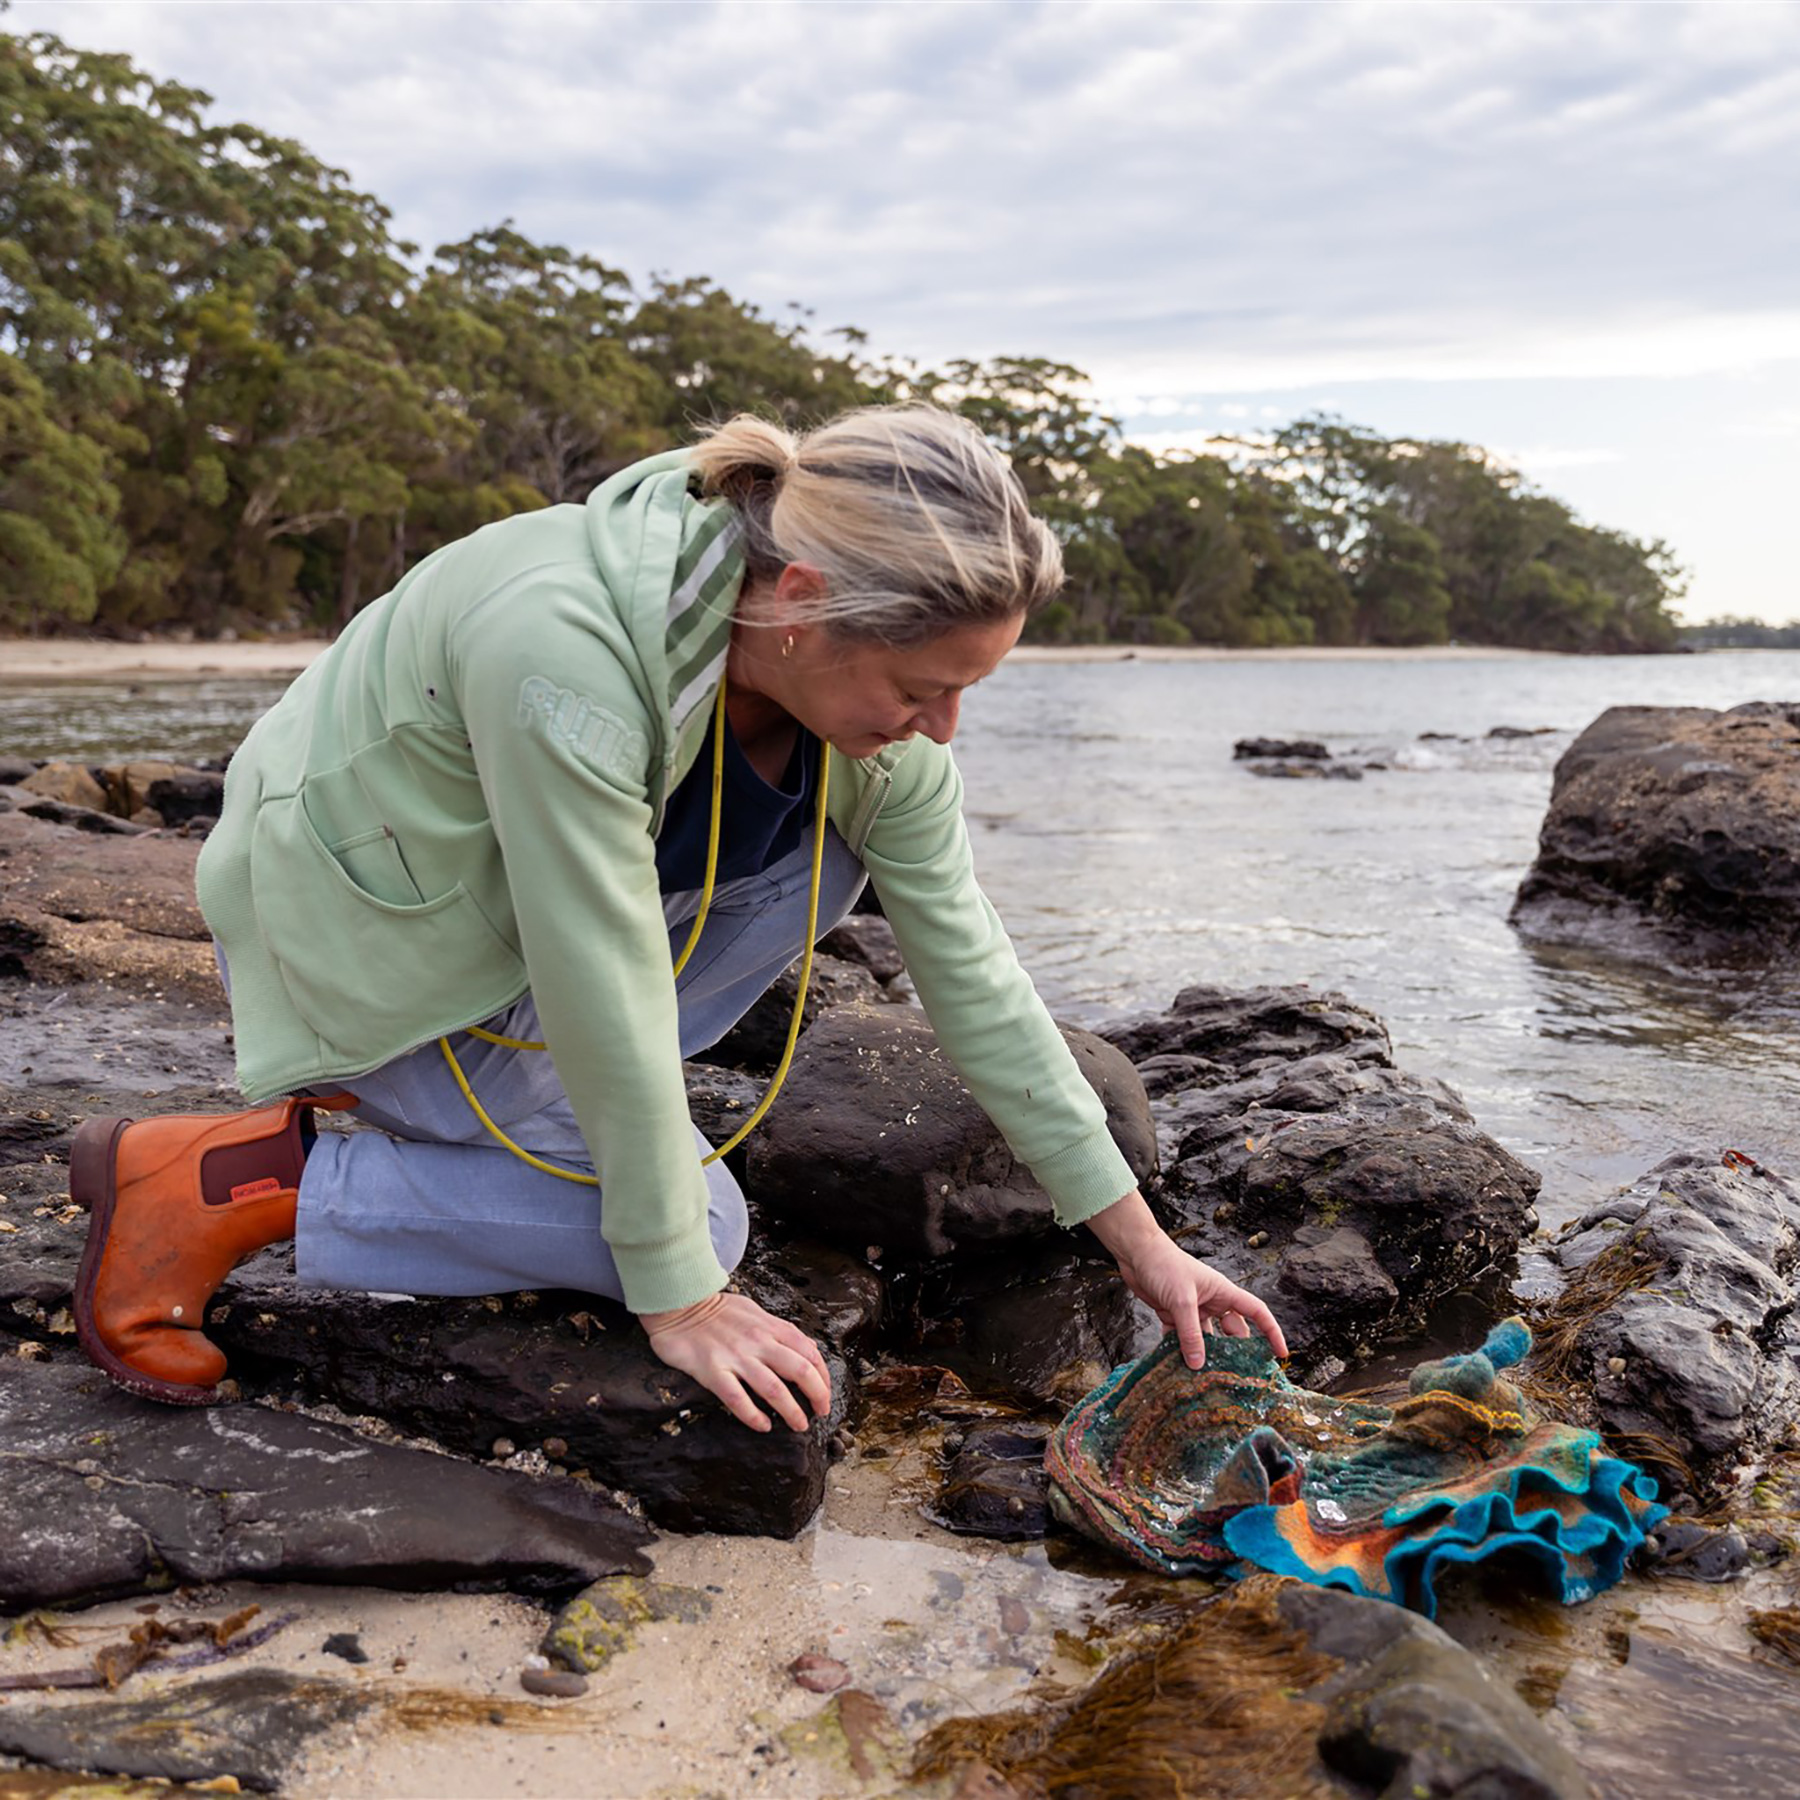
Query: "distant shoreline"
0 636 1578 683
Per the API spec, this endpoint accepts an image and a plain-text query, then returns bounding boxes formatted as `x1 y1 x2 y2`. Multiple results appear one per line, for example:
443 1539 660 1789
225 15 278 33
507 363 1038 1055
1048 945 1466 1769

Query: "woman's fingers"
712 1370 772 1433
763 1342 833 1419
738 1358 813 1434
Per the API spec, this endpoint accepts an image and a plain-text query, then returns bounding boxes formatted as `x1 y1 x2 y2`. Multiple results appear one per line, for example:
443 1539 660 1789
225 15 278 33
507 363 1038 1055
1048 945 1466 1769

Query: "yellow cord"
437 678 831 1182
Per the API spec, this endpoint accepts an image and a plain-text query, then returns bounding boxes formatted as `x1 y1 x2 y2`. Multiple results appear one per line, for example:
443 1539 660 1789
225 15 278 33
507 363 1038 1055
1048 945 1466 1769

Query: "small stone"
16 1342 49 1363
1606 1356 1627 1375
491 1437 516 1458
322 1632 369 1664
543 1437 568 1461
1247 1231 1270 1249
789 1653 851 1693
1006 1496 1026 1518
521 1666 589 1699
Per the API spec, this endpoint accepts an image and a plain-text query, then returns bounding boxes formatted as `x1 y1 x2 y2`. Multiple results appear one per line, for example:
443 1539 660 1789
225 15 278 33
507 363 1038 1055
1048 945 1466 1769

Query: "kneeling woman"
72 404 1287 1432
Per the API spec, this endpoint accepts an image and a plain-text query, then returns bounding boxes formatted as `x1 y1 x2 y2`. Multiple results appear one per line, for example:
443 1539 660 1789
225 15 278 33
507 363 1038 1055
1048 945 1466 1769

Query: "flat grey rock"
0 1356 651 1609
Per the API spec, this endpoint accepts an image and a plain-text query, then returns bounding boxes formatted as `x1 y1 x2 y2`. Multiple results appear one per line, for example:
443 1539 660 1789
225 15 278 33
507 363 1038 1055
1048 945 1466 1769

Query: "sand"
0 636 1545 685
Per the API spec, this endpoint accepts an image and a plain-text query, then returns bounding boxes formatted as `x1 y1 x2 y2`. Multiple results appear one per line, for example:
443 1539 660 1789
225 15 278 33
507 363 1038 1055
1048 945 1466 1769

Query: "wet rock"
145 767 226 829
0 755 40 785
0 1668 378 1792
97 759 182 819
542 1574 713 1672
908 1239 1159 1408
520 1666 589 1698
1279 1583 1592 1798
1639 1518 1752 1582
920 1578 1587 1799
1512 702 1800 965
682 1061 763 1153
932 1423 1053 1541
1546 1149 1800 1495
751 1004 1156 1260
819 913 906 984
19 795 149 833
1246 760 1364 781
0 807 217 997
738 1230 886 1361
789 1653 852 1692
1102 981 1391 1073
0 1356 651 1609
1234 737 1329 760
694 950 885 1074
1104 985 1537 1378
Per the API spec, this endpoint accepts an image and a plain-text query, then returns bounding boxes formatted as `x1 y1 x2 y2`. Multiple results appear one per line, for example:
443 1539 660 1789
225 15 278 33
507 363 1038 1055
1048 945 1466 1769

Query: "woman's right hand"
641 1291 832 1433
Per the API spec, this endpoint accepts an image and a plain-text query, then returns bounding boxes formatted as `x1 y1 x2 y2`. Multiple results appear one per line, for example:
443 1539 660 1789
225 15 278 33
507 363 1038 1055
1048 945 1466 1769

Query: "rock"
1640 1518 1752 1582
542 1574 713 1672
0 807 218 997
931 1422 1053 1541
20 795 149 833
750 1004 1156 1260
682 1060 763 1151
1102 981 1391 1073
0 1668 378 1792
921 1577 1588 1799
695 950 885 1074
819 913 906 984
1544 1149 1800 1496
321 1632 370 1664
737 1230 887 1361
1246 760 1364 781
146 767 227 828
19 760 109 812
1277 1583 1591 1798
0 1356 651 1609
97 759 182 818
789 1653 852 1693
0 755 40 784
907 1239 1159 1407
1511 702 1800 965
1101 984 1537 1376
1487 724 1556 739
1234 737 1330 760
520 1666 590 1698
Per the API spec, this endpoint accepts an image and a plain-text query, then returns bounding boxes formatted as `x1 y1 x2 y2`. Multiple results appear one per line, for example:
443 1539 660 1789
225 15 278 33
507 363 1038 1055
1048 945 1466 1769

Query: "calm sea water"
3 650 1796 1225
950 650 1800 1227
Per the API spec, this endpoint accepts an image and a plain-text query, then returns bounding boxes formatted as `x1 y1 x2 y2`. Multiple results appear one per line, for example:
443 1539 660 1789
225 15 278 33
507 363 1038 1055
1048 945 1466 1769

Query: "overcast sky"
17 0 1800 622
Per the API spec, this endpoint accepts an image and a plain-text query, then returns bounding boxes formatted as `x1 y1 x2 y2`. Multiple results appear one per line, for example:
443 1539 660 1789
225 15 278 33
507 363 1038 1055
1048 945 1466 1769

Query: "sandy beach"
0 635 1546 683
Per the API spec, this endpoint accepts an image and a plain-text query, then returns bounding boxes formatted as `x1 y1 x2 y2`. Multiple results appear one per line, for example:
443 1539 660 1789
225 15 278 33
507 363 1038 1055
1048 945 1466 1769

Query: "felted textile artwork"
1045 1318 1666 1616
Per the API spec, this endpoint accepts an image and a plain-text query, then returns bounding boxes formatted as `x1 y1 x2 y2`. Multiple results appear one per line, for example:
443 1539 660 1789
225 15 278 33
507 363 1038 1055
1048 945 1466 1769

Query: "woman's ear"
772 562 829 614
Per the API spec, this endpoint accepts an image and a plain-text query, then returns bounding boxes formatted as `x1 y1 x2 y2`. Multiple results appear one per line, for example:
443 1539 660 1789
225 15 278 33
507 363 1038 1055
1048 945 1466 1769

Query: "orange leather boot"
70 1095 353 1404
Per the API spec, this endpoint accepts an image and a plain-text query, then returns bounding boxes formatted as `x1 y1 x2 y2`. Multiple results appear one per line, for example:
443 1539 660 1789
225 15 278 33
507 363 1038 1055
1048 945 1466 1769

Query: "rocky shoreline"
2 723 1798 1796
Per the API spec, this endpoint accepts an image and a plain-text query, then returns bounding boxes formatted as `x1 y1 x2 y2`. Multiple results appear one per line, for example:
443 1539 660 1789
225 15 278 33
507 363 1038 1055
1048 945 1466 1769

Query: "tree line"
2 25 1685 652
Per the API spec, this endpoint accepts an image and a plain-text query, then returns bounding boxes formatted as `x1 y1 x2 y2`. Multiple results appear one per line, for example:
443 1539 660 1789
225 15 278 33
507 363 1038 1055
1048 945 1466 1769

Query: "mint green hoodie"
197 451 1137 1313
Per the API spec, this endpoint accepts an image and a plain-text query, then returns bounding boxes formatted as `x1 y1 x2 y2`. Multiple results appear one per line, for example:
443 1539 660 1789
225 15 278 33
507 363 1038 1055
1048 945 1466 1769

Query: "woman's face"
784 611 1026 760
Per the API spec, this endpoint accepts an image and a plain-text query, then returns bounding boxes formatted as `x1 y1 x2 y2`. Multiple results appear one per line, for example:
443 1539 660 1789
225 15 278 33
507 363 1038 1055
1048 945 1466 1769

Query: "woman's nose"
914 692 960 743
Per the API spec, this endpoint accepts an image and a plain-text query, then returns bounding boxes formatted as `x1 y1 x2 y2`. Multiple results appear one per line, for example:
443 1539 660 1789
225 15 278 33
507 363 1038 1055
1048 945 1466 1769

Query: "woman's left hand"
1086 1189 1289 1370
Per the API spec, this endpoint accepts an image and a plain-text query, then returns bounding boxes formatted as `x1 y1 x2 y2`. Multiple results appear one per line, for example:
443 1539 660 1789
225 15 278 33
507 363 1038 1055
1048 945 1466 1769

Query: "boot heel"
70 1116 131 1214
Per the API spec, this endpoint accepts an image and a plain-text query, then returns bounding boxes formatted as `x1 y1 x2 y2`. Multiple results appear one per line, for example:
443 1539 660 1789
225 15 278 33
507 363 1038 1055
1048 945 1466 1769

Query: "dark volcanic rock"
145 767 226 828
694 950 886 1074
931 1422 1053 1541
1246 760 1364 782
750 1004 1156 1260
1512 701 1800 965
1102 982 1391 1074
906 1238 1160 1407
205 1272 855 1538
819 914 906 984
0 1668 378 1792
0 1355 651 1609
1277 1583 1591 1798
1234 737 1330 760
1102 984 1538 1378
1546 1149 1800 1496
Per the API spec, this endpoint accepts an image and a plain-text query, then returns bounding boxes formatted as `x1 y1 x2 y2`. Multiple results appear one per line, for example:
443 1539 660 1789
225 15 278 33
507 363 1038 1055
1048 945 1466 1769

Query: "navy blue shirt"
654 708 820 894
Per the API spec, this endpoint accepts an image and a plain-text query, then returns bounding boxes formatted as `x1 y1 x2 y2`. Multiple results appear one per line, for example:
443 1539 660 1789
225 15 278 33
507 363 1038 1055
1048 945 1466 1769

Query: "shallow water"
950 650 1800 1228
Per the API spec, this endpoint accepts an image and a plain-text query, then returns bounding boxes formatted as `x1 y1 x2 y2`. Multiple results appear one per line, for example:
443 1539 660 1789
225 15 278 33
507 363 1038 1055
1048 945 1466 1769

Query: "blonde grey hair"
687 403 1062 647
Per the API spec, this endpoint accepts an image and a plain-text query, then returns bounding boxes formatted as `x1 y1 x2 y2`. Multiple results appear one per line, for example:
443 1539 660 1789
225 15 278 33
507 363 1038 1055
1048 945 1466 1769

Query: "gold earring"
781 635 795 659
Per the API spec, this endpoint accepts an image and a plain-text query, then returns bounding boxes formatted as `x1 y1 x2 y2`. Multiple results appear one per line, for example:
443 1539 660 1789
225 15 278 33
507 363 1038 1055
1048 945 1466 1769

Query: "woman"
71 404 1287 1433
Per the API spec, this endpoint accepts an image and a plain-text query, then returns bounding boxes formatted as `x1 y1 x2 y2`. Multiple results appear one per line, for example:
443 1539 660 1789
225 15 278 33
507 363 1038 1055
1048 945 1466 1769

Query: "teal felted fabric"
1046 1319 1666 1616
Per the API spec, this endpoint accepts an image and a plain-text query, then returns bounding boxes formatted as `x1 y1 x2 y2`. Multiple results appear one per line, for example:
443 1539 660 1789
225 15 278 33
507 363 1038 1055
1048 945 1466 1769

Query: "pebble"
788 1654 851 1693
521 1666 590 1699
1247 1231 1270 1249
543 1437 568 1460
491 1437 516 1458
1606 1357 1627 1375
